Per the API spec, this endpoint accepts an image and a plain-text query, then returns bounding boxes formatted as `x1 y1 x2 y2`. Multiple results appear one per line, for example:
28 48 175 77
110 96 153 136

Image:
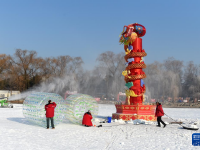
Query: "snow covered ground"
0 104 200 150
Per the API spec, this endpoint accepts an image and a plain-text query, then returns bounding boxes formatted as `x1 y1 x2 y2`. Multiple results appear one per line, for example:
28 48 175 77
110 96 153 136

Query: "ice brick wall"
23 92 66 127
66 94 98 124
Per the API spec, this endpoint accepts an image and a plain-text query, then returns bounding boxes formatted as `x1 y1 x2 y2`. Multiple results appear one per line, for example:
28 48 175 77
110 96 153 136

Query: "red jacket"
155 104 164 117
45 102 57 118
82 113 93 126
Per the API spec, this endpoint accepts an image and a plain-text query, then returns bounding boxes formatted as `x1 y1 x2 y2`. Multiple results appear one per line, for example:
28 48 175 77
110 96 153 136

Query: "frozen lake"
0 104 200 150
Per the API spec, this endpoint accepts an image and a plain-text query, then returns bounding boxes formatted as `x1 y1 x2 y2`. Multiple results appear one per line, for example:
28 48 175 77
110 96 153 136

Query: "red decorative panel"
113 104 156 121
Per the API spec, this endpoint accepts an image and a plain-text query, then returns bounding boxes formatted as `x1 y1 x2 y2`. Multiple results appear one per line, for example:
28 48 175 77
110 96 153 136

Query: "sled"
182 126 199 130
165 113 199 130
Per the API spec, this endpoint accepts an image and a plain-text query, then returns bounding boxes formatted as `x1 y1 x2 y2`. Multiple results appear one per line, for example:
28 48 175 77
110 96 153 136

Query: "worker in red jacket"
45 100 57 129
155 102 166 128
82 110 93 127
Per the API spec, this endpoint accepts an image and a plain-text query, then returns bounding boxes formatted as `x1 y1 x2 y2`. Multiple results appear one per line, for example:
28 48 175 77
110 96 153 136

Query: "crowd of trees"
0 49 83 92
145 58 200 101
1 49 200 101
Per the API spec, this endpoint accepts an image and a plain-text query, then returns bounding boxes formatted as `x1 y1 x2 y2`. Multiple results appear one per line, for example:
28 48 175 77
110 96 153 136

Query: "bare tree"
182 61 198 97
145 59 182 102
0 54 10 79
96 51 125 99
10 49 38 90
163 57 183 75
69 57 83 74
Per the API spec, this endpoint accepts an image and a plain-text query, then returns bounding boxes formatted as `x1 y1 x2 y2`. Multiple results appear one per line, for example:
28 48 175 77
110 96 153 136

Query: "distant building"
0 90 20 99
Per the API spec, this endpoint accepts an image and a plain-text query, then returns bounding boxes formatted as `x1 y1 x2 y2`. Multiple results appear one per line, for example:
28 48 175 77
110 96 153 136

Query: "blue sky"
0 0 200 70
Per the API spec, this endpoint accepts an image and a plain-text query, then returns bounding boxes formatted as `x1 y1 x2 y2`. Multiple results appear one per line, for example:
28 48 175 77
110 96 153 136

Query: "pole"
164 113 183 127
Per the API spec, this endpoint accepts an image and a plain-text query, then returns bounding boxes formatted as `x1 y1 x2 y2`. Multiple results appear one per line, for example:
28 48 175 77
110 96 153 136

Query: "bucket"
107 117 112 123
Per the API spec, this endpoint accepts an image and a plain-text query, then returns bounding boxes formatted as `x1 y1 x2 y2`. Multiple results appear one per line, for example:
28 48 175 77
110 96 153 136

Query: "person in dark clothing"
155 102 166 128
45 100 57 129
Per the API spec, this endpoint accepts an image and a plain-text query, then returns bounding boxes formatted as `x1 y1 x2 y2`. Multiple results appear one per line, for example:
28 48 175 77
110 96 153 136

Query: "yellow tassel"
140 57 143 62
126 90 138 97
128 96 130 105
125 49 131 55
143 95 145 102
122 70 128 76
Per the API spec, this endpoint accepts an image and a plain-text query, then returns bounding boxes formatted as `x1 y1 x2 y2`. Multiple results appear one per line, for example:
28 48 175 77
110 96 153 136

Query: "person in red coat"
82 110 93 127
155 102 166 128
45 100 57 129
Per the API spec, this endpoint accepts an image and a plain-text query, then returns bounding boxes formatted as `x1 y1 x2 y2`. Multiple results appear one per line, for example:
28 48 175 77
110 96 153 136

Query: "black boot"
97 125 102 127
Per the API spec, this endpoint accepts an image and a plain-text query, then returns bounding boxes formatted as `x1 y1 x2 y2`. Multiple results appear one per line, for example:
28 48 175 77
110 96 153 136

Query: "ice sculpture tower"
112 23 156 121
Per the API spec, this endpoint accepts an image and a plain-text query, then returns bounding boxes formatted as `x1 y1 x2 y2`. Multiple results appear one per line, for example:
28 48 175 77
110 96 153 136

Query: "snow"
0 104 200 150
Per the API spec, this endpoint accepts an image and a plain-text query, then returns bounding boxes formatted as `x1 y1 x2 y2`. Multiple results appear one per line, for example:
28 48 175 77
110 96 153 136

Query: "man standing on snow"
45 100 57 129
155 102 166 128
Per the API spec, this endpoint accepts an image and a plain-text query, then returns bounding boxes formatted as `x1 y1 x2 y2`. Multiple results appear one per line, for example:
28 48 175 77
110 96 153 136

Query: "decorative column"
112 23 156 121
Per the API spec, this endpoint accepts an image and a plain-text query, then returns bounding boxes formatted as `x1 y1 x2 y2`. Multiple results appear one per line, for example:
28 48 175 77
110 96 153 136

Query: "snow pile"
126 119 156 125
94 118 100 122
133 119 156 125
127 119 134 124
133 119 145 124
113 119 126 124
92 118 102 126
111 119 157 125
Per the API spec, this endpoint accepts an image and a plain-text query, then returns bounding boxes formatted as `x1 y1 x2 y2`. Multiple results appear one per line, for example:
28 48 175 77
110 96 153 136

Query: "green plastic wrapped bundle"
23 92 67 127
65 94 98 124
